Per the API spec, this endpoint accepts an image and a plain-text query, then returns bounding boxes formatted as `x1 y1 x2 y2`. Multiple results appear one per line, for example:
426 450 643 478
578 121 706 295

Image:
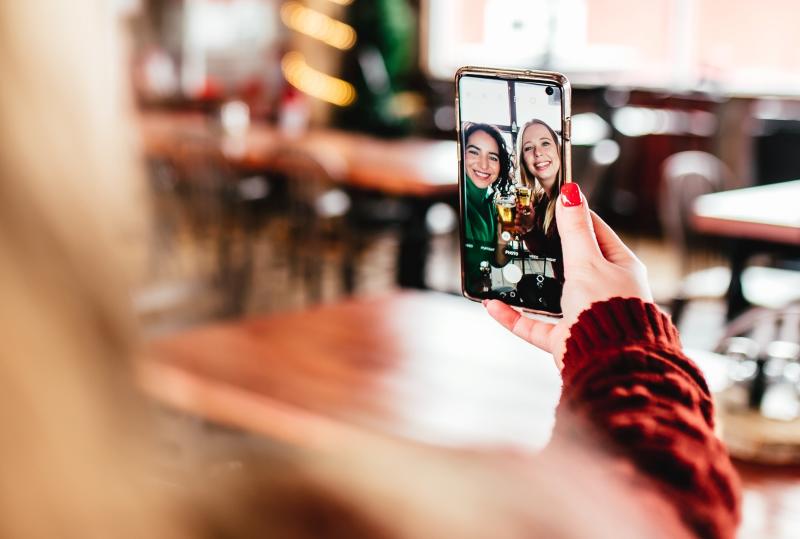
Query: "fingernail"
560 183 582 207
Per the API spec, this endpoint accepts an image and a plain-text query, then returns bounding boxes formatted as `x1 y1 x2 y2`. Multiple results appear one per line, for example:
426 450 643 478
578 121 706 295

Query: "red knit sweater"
552 298 741 539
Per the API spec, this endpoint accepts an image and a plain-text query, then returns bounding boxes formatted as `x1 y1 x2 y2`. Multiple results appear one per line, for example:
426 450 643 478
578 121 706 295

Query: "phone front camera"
545 86 554 96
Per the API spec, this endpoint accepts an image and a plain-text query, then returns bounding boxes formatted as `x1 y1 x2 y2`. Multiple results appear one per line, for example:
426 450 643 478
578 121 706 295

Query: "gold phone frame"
455 66 572 317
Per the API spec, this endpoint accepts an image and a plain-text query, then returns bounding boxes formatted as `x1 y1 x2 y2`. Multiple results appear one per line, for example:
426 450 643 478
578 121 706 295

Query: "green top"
463 176 499 295
464 175 496 243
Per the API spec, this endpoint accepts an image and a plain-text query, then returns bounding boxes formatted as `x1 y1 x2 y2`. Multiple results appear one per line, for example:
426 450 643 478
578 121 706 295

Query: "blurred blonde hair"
0 1 180 536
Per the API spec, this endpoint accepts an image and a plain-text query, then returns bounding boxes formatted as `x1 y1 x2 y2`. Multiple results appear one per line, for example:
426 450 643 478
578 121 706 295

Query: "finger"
590 211 637 266
556 183 602 266
485 300 554 352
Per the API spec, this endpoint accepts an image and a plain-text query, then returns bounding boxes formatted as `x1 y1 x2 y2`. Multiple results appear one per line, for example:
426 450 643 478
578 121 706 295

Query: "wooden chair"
267 145 413 302
659 151 800 326
137 133 269 332
267 146 354 303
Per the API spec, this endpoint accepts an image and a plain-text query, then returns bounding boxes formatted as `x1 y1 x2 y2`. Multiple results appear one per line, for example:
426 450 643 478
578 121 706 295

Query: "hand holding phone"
485 184 653 369
457 67 572 316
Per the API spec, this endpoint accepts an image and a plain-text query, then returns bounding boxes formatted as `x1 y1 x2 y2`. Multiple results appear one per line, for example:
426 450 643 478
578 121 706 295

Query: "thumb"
556 182 602 266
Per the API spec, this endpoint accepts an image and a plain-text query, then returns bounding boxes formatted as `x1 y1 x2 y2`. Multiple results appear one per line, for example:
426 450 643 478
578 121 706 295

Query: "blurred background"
4 3 800 537
126 0 800 352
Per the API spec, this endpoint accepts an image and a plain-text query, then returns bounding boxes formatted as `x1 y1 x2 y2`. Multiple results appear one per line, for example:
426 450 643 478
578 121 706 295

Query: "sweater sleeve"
551 297 741 539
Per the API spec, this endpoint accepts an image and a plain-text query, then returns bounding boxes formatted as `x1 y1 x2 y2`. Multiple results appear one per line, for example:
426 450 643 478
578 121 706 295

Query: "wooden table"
139 111 458 198
141 291 560 449
140 291 800 538
692 180 800 246
692 180 800 318
139 111 459 288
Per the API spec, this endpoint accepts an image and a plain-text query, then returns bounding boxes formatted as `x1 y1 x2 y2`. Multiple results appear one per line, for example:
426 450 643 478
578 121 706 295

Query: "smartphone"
456 66 572 317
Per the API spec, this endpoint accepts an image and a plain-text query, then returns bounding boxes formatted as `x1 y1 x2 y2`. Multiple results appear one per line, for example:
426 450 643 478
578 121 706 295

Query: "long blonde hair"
0 2 181 536
515 119 563 234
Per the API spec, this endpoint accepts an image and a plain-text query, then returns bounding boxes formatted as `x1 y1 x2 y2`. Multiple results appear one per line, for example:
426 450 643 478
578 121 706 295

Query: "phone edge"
455 66 570 318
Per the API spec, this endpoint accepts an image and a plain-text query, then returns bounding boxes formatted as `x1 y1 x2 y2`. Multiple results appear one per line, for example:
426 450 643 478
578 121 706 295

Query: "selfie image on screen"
460 75 565 313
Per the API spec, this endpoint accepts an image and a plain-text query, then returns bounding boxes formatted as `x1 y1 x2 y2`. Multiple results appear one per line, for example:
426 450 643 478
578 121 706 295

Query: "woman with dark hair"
462 122 512 243
462 122 513 294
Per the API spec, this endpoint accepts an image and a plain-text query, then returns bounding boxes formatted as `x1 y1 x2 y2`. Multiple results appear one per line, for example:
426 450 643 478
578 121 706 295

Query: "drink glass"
516 185 532 215
496 196 516 231
496 195 521 248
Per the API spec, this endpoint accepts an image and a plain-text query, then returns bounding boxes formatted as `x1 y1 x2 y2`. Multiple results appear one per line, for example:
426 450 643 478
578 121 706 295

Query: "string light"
281 51 357 106
280 1 357 50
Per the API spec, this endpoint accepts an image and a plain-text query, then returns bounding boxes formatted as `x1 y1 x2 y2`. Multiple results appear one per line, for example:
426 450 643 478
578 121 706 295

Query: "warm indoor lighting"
280 1 356 50
220 100 250 137
325 0 354 5
281 51 356 107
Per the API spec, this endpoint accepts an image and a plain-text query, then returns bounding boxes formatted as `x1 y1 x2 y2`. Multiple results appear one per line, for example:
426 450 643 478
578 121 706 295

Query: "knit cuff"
562 298 681 379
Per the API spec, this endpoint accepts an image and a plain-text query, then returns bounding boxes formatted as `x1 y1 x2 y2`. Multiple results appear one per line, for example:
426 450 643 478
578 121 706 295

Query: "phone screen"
458 72 569 315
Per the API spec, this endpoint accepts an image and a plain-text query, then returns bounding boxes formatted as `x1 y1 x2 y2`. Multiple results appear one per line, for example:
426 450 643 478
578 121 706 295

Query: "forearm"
551 298 740 538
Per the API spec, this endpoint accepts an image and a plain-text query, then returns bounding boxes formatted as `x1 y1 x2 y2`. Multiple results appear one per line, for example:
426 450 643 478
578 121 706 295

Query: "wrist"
562 298 680 377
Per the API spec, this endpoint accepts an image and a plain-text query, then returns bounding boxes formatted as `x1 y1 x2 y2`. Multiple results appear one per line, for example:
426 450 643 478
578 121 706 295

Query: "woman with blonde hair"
515 118 565 281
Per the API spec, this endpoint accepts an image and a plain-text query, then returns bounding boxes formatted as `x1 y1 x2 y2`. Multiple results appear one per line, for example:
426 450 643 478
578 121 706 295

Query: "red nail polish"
560 182 582 207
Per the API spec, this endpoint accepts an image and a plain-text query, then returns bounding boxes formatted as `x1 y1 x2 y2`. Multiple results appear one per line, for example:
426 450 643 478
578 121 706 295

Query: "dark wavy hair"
462 122 512 193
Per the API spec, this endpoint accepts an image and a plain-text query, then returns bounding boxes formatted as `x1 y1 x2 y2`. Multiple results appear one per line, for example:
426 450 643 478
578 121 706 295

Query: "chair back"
170 133 233 238
267 146 352 303
139 133 247 326
660 151 732 272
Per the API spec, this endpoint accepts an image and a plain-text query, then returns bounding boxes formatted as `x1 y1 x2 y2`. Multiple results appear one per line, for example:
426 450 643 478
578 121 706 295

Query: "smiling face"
521 123 561 193
465 130 501 189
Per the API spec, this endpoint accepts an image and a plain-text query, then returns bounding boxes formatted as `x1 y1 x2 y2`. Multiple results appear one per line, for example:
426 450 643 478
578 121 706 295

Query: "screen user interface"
460 74 565 313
